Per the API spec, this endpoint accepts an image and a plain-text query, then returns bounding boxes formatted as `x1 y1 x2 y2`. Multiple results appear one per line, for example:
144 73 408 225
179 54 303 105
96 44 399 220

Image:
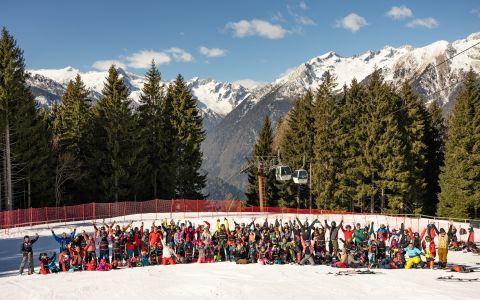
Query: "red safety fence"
1 200 476 230
241 206 357 215
0 199 242 229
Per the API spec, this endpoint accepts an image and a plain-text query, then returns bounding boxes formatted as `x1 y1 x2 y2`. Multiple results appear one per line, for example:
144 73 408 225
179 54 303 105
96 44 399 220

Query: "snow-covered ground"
0 213 479 300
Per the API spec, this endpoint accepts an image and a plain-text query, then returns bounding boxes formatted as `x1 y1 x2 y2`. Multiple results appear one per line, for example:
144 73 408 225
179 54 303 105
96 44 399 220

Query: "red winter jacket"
149 231 162 247
422 239 436 258
341 226 354 243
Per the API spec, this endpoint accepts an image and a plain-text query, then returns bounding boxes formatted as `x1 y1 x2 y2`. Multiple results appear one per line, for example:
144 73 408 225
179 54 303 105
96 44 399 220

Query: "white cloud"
287 4 316 26
165 47 194 62
233 79 266 89
125 50 171 68
406 17 439 29
299 1 308 10
226 19 287 39
471 9 480 17
386 5 413 20
272 12 285 22
199 46 227 58
335 13 368 32
92 60 126 71
296 15 316 25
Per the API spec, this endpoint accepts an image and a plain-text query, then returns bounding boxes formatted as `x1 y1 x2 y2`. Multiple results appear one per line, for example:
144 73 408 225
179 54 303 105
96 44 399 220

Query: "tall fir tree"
423 100 446 215
312 72 345 210
91 65 136 202
245 115 280 207
137 61 177 199
356 71 410 213
279 91 315 207
438 69 480 218
169 74 206 199
398 82 428 213
0 28 52 209
13 85 52 208
52 74 91 204
337 79 365 211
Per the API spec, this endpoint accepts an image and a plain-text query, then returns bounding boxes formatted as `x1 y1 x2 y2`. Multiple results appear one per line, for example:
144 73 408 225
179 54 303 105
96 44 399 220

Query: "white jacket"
161 238 174 258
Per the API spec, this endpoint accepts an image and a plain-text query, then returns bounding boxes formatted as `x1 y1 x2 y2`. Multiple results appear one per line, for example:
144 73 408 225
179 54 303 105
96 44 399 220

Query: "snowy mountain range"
26 32 480 198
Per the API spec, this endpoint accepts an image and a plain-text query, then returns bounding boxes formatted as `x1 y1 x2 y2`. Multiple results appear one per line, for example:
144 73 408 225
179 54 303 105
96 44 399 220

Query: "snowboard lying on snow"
327 269 379 276
437 275 479 282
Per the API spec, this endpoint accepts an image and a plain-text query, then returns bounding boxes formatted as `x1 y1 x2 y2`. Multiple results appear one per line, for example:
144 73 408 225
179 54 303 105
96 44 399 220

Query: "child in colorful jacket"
433 224 451 269
39 252 57 274
422 235 436 269
403 242 423 269
97 258 111 271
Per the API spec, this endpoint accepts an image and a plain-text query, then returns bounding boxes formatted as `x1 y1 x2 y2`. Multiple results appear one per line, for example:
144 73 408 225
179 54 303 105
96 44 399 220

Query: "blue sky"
1 0 479 84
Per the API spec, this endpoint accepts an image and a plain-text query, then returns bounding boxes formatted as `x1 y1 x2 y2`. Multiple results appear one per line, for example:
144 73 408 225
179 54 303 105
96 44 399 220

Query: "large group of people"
19 216 477 275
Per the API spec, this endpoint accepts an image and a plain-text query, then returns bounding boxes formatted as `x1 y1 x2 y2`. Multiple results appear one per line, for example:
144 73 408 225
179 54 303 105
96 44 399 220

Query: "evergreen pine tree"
12 85 52 208
356 71 410 213
423 100 446 215
312 72 345 210
398 82 428 213
0 28 53 209
338 79 365 211
279 91 315 208
137 61 166 199
169 74 206 199
52 74 91 204
245 115 280 206
91 65 136 202
438 70 480 218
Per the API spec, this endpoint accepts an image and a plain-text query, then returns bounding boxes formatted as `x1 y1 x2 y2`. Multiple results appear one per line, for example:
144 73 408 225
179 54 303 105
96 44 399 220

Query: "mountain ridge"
25 32 480 198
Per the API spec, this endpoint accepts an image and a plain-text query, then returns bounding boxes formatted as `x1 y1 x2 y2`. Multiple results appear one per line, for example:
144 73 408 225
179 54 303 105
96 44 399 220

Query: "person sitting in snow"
39 252 58 275
403 241 423 269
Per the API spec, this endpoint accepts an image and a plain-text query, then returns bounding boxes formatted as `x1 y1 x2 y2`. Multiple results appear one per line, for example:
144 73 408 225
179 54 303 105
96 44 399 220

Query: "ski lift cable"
406 40 480 86
357 41 480 118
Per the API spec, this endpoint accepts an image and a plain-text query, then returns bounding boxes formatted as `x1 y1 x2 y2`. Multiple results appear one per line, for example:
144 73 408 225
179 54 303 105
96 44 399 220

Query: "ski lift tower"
240 155 277 212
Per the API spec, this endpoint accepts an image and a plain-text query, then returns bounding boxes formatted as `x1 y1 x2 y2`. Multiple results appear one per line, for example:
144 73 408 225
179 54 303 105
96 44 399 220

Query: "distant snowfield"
0 212 479 300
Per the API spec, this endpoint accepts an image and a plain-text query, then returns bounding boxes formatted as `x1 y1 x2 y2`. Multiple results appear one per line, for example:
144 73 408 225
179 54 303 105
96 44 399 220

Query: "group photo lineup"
0 0 479 299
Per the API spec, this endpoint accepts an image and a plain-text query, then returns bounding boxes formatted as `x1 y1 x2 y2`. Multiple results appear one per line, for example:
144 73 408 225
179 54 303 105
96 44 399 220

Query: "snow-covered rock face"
273 33 480 107
27 68 252 130
187 77 251 117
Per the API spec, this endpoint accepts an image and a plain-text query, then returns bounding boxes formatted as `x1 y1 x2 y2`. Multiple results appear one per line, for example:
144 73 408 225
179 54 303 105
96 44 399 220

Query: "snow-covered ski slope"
0 212 479 300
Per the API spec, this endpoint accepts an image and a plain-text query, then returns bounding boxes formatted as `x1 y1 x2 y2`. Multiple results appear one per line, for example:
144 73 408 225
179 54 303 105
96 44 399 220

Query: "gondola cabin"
275 166 292 181
292 169 308 184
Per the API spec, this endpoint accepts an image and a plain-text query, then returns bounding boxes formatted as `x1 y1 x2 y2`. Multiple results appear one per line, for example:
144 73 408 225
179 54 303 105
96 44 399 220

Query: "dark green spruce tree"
356 71 410 213
279 91 315 208
438 69 480 218
312 72 345 210
398 82 428 213
169 74 206 199
0 28 52 209
137 60 177 199
52 74 91 204
91 65 136 202
13 84 52 208
245 115 280 206
337 79 365 211
423 100 446 215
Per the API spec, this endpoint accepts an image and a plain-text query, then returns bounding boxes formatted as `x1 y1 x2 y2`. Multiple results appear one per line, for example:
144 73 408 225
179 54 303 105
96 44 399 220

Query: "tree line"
0 28 206 210
246 69 480 219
